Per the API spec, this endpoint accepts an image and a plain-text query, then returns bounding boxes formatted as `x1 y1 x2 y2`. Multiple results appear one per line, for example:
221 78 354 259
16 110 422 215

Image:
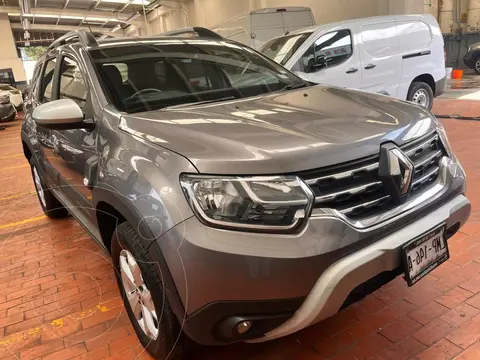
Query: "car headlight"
180 174 314 232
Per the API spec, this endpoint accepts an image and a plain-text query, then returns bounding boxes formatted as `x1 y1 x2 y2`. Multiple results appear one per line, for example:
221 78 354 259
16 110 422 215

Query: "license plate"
402 225 449 286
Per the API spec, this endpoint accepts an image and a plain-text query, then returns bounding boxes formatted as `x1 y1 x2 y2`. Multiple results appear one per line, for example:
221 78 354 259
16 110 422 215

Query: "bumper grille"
300 132 446 220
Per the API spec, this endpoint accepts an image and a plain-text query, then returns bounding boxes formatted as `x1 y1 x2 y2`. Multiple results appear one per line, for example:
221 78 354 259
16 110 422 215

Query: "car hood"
120 85 438 174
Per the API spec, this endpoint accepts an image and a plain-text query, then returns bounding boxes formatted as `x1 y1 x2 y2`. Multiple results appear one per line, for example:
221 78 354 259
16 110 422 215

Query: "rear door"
358 21 402 97
281 9 315 34
294 28 361 89
250 11 285 49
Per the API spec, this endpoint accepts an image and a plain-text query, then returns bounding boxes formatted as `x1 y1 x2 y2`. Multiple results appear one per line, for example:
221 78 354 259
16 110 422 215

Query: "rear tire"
407 81 434 110
30 162 69 218
111 222 188 360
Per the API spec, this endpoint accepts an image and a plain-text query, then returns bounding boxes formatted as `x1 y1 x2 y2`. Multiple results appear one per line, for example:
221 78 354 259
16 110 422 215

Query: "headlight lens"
181 174 314 232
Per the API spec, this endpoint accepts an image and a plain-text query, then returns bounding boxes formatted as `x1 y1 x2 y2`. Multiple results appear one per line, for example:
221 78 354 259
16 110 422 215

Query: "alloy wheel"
119 249 159 340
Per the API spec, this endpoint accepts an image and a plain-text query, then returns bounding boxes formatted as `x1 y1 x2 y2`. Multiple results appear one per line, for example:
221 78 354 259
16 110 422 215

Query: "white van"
260 14 446 109
211 7 315 49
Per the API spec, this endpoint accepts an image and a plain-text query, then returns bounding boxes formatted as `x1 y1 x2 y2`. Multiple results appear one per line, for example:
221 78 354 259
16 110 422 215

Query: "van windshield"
259 32 312 65
90 39 307 114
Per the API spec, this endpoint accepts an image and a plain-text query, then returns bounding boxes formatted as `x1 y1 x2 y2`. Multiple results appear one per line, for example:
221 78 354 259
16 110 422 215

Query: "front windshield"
260 32 312 65
90 40 307 114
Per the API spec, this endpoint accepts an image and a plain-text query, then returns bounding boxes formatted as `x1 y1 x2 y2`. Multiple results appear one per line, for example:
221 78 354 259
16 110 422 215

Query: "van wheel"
111 222 188 360
30 163 69 218
407 82 434 110
474 58 480 75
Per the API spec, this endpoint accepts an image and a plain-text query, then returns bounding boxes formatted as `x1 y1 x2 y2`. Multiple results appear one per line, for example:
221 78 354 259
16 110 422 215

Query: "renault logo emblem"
379 143 414 204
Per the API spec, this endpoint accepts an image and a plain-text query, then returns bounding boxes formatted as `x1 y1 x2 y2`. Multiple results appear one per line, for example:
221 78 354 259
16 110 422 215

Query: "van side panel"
396 15 446 100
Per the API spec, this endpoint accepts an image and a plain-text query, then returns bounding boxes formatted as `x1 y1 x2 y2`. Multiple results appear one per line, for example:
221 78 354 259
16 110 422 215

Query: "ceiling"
2 0 163 45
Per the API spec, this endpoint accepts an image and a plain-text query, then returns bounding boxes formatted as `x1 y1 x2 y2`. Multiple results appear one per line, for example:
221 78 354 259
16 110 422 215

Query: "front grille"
300 132 446 220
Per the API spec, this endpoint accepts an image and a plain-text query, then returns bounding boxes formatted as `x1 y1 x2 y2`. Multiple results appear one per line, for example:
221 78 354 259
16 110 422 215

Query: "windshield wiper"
280 83 309 92
162 96 236 110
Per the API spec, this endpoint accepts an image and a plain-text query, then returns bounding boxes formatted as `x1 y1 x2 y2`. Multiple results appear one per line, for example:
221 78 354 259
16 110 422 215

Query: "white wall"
0 14 26 83
142 0 442 35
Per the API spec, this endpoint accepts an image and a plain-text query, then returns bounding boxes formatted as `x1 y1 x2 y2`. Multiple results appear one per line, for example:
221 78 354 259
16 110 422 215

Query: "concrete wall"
0 14 26 83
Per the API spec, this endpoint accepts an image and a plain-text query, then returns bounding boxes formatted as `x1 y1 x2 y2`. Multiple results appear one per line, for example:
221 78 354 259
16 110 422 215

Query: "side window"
41 58 57 102
299 30 353 73
58 57 88 110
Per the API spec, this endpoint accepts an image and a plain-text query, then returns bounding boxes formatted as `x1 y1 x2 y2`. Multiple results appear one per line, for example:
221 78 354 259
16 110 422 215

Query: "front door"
358 21 402 98
47 55 98 219
293 28 361 89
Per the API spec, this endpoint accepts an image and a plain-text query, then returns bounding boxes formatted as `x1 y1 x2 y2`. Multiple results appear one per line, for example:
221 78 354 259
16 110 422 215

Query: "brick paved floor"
1 102 480 360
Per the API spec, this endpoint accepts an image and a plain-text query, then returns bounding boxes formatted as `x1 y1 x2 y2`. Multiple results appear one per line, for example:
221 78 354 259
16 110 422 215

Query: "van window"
361 22 400 58
299 29 353 73
396 21 432 53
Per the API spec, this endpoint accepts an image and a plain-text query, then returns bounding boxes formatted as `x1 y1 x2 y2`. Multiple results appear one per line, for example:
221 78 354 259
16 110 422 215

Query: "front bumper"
159 157 468 345
249 193 470 342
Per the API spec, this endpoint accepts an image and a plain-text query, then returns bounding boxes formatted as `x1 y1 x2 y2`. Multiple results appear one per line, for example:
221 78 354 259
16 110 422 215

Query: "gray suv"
21 28 470 359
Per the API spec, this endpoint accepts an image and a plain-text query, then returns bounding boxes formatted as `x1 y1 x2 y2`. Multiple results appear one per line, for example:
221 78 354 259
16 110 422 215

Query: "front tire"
30 162 69 218
407 81 434 110
111 222 187 360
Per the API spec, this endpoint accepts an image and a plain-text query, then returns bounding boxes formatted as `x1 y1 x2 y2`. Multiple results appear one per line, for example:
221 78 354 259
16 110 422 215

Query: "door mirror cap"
33 99 92 130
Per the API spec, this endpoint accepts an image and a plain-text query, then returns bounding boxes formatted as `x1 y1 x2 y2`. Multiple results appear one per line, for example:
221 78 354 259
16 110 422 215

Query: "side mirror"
313 55 327 69
33 99 92 130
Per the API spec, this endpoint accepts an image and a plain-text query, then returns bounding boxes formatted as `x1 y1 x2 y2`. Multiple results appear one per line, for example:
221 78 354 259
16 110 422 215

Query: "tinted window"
91 40 306 113
58 57 88 110
41 58 56 102
300 30 353 73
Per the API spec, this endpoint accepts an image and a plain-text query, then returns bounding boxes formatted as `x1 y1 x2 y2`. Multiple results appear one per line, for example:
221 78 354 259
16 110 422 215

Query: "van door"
358 21 402 97
281 9 315 34
250 11 284 49
293 28 361 89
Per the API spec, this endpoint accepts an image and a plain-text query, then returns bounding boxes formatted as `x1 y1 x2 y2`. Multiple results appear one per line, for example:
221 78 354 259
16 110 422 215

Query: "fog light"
236 321 252 334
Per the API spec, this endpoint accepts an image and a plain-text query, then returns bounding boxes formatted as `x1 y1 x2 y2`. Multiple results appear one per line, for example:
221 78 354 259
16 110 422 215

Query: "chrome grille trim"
405 134 439 157
300 132 446 221
315 181 382 203
412 167 440 187
305 163 379 185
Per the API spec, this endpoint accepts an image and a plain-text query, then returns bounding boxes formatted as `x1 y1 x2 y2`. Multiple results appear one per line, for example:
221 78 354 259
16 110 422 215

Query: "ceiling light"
86 17 110 22
7 13 21 16
111 24 122 32
33 14 59 18
61 15 84 20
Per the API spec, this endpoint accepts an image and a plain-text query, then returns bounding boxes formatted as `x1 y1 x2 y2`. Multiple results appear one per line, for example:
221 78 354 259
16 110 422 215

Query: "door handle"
346 68 358 74
365 64 376 70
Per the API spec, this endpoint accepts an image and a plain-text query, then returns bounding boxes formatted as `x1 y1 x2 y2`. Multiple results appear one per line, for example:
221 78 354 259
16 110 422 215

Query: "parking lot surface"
1 101 480 359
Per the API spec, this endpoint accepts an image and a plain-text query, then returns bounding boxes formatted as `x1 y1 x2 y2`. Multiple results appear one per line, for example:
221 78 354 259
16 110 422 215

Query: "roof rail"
161 26 223 40
48 30 98 50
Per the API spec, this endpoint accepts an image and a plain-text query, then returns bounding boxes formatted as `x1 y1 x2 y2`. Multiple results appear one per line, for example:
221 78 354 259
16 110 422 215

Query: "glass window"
58 57 88 110
299 30 353 73
90 40 307 114
41 58 56 102
260 32 312 65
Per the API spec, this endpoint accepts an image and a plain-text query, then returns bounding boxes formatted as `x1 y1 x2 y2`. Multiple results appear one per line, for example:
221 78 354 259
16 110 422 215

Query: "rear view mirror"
33 99 92 130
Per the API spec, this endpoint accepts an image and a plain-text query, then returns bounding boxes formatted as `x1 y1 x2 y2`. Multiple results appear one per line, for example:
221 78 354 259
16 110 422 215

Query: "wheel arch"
410 73 436 94
92 185 186 320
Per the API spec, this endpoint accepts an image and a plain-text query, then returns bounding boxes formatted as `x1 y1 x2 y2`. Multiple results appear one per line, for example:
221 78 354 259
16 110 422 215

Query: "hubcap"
476 59 480 72
33 167 46 208
119 250 159 340
411 89 430 108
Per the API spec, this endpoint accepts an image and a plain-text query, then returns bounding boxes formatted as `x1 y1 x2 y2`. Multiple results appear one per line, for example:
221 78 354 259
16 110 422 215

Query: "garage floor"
1 96 480 360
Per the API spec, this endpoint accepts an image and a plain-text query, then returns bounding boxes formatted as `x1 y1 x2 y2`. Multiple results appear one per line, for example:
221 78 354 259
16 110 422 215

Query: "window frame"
299 28 354 74
38 54 60 103
55 53 95 122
